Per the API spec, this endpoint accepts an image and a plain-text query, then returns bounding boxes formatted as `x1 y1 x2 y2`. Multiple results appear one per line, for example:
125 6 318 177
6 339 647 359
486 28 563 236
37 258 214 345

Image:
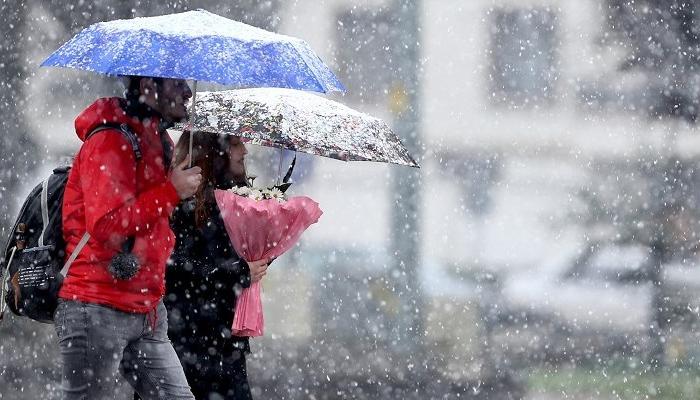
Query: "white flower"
250 189 264 201
269 187 286 202
228 184 287 202
230 186 251 197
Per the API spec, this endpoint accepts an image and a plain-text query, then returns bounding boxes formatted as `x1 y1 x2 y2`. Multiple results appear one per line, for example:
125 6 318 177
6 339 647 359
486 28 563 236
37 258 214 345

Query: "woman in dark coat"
165 131 268 399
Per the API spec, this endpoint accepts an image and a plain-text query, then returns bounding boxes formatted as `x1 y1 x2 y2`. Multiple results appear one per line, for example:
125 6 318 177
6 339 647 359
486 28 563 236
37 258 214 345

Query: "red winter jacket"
60 97 180 313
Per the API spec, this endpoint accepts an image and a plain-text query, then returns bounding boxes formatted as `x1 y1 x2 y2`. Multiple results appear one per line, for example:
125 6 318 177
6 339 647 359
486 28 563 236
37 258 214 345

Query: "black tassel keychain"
109 237 139 280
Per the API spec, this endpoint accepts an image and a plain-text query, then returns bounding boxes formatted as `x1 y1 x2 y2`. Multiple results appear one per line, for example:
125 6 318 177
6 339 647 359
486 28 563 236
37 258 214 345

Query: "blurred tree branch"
605 0 700 121
573 155 700 371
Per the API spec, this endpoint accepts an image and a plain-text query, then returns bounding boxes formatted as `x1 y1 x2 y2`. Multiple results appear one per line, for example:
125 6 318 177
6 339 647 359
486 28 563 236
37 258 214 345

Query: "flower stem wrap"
214 189 322 337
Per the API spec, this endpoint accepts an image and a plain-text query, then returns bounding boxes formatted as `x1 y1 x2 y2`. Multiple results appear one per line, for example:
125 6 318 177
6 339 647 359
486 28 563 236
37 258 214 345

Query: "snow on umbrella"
175 88 420 168
40 9 344 93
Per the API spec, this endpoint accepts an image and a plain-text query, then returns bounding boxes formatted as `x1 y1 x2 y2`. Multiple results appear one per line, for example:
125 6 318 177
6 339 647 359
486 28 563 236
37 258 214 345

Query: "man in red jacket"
56 76 201 399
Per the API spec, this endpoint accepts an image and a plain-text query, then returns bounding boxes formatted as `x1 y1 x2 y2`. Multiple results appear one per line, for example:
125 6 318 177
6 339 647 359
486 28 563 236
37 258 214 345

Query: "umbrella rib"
102 28 154 76
286 41 333 94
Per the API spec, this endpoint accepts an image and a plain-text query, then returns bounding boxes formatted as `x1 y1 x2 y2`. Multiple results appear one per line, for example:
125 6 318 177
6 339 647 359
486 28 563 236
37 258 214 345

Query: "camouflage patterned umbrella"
176 88 419 168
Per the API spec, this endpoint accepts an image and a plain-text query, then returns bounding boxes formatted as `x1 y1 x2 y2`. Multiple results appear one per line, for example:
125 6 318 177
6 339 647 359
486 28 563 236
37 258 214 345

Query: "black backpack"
0 124 141 323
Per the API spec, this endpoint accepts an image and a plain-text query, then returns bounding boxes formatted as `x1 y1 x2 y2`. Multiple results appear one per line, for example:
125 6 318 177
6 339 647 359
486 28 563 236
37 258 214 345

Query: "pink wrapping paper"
214 189 322 337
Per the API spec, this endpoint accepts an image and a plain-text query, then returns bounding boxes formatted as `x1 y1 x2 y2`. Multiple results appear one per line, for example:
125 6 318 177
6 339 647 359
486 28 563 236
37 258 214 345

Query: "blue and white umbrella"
41 9 344 94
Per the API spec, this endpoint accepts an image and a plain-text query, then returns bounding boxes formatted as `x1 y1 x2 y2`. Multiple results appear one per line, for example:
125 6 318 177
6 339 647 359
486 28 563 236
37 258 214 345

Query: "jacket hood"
75 97 173 142
74 97 133 142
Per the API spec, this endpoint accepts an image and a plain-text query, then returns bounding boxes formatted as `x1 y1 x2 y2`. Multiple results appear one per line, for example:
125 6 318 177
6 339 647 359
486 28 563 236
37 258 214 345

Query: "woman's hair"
174 130 246 228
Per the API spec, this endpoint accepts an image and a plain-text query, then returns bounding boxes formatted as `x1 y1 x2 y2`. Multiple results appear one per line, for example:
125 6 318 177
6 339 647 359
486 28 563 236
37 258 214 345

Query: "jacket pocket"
54 300 86 341
53 300 66 339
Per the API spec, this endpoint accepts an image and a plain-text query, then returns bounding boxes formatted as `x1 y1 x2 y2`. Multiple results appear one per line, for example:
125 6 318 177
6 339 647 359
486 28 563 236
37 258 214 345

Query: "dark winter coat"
61 97 180 313
165 197 252 355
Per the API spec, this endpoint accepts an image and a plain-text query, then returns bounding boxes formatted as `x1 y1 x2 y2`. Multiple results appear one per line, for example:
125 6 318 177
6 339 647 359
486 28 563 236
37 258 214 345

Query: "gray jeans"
54 299 194 400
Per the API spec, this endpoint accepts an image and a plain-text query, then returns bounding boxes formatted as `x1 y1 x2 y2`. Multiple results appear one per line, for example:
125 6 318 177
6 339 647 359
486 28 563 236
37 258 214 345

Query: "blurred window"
489 8 558 108
336 9 393 103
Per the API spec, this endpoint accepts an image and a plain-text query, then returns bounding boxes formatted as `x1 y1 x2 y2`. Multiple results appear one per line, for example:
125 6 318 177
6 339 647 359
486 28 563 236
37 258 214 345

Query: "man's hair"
124 76 164 101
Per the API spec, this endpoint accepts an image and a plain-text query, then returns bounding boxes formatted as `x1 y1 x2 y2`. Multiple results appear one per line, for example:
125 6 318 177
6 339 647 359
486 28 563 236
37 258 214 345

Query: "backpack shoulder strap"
62 124 142 276
0 246 19 319
87 123 142 161
60 232 90 278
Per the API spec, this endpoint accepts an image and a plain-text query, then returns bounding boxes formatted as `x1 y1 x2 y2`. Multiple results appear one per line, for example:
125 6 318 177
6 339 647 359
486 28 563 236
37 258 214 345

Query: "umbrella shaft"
188 80 198 168
276 148 284 185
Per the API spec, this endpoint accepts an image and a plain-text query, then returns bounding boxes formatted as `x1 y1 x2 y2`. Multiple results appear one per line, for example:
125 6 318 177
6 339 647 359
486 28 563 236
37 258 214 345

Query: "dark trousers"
135 346 252 400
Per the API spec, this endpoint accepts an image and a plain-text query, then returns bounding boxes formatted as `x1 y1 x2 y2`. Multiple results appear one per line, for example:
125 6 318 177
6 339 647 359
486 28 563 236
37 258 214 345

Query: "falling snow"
2 1 700 399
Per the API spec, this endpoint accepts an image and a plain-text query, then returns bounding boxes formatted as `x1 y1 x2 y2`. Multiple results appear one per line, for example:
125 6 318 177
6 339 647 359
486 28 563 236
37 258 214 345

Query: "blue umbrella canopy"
41 9 344 93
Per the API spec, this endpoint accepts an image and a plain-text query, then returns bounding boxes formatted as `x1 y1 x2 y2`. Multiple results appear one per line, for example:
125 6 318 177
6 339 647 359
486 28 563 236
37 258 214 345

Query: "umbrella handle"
283 153 296 184
273 152 296 193
187 80 198 168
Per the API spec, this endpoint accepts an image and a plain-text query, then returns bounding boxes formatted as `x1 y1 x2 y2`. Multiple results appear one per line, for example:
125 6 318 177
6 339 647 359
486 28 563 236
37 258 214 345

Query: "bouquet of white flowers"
227 185 287 202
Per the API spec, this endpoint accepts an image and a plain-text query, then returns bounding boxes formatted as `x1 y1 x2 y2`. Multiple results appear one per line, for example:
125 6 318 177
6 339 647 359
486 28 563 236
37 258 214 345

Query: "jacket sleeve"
214 257 252 289
78 131 180 248
205 213 252 289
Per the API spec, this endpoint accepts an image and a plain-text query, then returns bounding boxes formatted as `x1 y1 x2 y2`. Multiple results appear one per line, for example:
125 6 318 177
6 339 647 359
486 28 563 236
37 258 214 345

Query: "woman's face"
227 136 248 182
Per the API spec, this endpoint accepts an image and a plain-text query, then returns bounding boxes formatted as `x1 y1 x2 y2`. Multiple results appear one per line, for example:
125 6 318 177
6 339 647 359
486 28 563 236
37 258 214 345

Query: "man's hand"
248 259 269 283
170 155 202 199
